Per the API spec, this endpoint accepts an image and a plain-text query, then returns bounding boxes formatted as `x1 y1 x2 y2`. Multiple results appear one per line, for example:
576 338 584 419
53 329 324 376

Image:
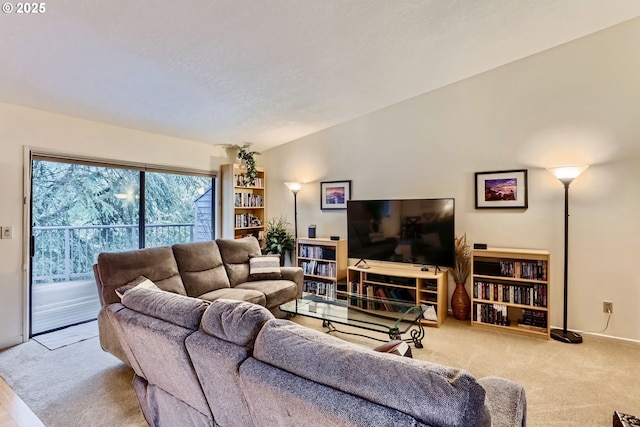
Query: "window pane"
144 172 213 248
31 160 140 334
32 160 141 283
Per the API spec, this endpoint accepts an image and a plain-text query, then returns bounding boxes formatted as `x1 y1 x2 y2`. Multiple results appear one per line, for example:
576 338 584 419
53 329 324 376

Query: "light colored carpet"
0 316 638 426
33 320 98 350
293 316 640 427
0 338 146 427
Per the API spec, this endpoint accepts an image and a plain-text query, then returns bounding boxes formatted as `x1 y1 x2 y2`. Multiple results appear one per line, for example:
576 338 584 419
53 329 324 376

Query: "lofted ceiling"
1 1 639 152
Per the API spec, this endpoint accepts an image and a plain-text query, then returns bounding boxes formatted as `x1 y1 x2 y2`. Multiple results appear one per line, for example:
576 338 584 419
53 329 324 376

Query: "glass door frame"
24 147 217 338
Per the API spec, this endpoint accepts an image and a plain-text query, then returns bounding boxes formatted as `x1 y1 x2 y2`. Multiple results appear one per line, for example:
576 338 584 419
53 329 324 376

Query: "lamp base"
550 328 583 344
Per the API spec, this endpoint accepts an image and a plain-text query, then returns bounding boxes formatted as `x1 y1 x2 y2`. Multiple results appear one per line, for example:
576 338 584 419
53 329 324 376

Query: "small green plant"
263 217 295 264
237 144 260 186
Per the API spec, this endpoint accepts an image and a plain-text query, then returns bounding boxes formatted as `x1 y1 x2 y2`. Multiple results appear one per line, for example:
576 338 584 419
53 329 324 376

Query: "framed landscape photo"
475 169 528 209
320 180 351 210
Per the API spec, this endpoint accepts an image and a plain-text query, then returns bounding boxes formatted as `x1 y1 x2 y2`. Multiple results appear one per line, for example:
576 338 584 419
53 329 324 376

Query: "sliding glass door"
30 158 215 335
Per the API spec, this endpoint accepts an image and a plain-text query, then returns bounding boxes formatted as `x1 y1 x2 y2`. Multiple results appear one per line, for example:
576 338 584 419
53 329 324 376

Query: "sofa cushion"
111 288 212 420
96 246 186 306
235 280 297 309
248 255 282 281
116 276 161 299
216 237 262 287
200 299 274 347
197 287 266 307
477 376 527 427
253 319 490 427
121 287 209 330
172 241 231 297
240 358 428 427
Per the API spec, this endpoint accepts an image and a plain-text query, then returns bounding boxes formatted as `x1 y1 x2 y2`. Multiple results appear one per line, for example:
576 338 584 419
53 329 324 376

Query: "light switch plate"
2 226 12 239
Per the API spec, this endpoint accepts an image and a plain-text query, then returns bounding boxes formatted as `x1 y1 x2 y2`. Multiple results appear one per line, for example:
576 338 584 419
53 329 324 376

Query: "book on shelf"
350 281 359 306
234 192 263 208
473 281 547 308
234 174 263 188
498 260 547 280
303 280 336 300
299 244 337 261
474 303 510 326
234 213 261 228
375 287 394 311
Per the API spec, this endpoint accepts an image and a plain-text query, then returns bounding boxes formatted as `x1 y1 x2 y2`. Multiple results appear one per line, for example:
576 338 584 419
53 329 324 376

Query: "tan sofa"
93 237 303 365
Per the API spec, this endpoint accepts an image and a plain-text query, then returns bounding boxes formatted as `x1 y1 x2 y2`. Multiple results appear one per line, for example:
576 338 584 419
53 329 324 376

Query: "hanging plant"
237 143 260 187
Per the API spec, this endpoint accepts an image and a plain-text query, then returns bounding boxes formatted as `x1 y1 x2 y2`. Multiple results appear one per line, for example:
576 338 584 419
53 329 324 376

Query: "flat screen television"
347 198 455 267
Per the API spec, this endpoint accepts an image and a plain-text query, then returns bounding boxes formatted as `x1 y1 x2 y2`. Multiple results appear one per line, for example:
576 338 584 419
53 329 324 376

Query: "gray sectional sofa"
93 237 303 365
107 287 527 427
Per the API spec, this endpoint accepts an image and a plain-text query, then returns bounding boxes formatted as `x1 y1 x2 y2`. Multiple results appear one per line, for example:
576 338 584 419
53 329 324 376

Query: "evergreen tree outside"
31 160 213 281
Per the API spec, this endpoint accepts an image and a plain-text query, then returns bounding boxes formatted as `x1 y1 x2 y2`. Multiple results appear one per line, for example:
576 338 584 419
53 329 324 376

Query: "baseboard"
0 335 25 350
580 331 640 346
549 325 640 346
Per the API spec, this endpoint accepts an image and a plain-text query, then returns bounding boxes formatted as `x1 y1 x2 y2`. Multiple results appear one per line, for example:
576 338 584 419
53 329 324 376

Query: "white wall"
0 103 229 348
261 18 640 342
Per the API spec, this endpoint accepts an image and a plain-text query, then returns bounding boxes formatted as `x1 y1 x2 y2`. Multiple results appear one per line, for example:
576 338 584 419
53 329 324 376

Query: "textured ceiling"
1 1 639 152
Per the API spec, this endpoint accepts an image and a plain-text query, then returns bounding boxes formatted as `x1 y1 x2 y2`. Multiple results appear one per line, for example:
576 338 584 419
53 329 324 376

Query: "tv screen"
347 198 455 267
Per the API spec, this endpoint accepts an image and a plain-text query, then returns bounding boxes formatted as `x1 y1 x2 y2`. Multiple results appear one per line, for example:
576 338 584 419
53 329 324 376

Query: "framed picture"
320 180 351 210
475 170 528 209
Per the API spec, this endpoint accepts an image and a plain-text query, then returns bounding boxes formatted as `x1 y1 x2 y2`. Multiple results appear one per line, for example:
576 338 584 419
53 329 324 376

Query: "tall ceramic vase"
451 282 471 320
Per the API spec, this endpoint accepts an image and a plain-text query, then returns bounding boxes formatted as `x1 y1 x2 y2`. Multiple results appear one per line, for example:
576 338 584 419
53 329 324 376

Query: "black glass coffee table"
280 293 427 348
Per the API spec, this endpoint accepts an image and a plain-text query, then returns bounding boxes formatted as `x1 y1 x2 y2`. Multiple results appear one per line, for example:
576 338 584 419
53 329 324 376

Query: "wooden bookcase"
298 238 347 300
347 263 448 327
471 247 550 339
220 164 265 242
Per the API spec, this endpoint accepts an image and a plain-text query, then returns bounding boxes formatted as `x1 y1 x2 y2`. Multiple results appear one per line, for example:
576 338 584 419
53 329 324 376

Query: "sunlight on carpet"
32 320 98 350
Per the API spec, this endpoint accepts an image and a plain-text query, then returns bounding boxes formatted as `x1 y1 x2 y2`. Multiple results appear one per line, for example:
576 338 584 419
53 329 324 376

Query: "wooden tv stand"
347 262 448 327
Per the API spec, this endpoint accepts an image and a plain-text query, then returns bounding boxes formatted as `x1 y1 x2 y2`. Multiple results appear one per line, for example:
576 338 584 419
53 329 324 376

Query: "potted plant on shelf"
236 143 260 187
263 217 295 266
451 233 471 320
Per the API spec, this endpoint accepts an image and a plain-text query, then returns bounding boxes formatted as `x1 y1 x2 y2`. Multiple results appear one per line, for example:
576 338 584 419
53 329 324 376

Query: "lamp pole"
560 180 571 338
284 182 303 264
292 190 298 242
548 166 587 344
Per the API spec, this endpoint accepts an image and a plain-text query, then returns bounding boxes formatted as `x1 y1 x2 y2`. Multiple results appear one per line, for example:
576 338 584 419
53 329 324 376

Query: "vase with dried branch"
451 233 471 320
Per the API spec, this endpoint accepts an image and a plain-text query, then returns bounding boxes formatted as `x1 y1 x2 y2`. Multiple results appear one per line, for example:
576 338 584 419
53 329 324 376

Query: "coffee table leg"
388 328 401 341
409 322 425 349
323 320 338 334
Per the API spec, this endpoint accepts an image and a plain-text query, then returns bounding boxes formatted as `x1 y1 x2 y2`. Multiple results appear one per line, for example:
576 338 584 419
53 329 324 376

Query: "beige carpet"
0 316 638 426
293 316 640 427
0 338 146 427
33 320 98 350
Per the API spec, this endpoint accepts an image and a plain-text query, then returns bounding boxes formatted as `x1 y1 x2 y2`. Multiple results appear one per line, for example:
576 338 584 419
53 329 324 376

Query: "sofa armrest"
478 376 527 427
280 267 303 299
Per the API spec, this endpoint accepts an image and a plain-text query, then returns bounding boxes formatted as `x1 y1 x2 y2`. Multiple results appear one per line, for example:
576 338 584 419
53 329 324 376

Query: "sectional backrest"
107 287 212 421
172 240 231 297
247 319 491 427
95 246 186 306
216 237 262 286
186 299 274 426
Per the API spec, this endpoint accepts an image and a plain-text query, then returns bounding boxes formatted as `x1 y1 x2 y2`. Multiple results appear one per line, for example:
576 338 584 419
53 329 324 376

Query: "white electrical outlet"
2 226 12 239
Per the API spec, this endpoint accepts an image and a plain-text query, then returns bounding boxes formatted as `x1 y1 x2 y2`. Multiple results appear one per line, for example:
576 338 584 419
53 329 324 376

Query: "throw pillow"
116 275 161 299
248 255 282 281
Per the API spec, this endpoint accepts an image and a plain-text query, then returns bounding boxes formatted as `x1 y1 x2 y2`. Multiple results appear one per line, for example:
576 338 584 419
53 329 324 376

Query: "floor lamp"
547 165 588 344
284 182 302 262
